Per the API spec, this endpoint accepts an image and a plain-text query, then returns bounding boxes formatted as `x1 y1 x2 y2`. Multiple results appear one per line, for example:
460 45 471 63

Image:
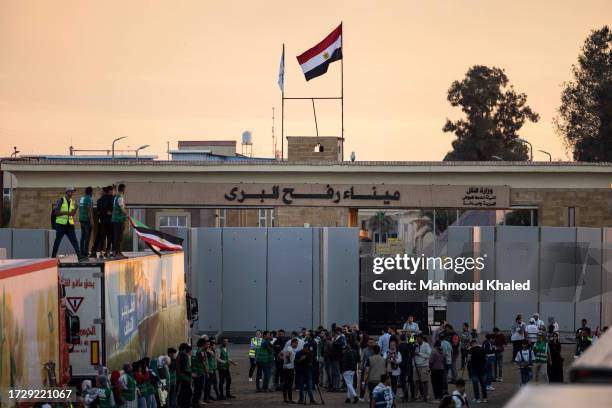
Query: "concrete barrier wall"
446 226 612 331
190 227 358 335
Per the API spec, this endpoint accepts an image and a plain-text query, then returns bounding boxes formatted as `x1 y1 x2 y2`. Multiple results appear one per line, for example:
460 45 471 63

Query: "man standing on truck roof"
78 186 94 258
51 186 86 261
92 186 113 258
111 183 128 257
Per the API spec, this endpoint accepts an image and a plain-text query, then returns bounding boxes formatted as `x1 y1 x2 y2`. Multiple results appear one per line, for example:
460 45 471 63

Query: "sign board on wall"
126 183 510 208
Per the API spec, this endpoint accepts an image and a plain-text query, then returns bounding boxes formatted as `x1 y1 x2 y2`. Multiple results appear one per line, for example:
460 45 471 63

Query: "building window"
270 209 275 227
258 209 267 227
159 214 188 228
503 208 536 226
568 207 575 227
216 209 226 227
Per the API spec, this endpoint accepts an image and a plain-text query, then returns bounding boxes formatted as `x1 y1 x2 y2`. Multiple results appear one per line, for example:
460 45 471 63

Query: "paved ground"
204 343 576 407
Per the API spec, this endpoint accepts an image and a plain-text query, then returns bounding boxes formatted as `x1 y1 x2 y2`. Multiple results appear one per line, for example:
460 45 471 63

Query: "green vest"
533 341 548 363
256 339 273 363
78 195 92 223
56 197 75 225
177 352 191 381
207 351 217 372
218 347 229 370
121 374 137 402
168 363 177 385
111 195 127 223
98 387 113 408
192 349 205 376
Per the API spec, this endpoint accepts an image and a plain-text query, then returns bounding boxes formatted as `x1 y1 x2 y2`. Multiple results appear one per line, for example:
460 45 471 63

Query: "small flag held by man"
296 23 342 81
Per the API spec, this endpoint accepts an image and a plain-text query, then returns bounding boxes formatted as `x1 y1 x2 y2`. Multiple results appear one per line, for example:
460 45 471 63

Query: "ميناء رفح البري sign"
125 183 510 208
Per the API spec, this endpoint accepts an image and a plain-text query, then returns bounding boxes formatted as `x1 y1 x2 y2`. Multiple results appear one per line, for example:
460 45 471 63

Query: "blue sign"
118 294 137 346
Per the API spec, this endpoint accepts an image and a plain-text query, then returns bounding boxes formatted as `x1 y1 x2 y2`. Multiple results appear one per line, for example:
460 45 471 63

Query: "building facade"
2 159 612 233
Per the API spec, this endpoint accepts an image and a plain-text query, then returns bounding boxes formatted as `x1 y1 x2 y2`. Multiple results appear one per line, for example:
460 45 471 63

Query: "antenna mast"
272 107 276 158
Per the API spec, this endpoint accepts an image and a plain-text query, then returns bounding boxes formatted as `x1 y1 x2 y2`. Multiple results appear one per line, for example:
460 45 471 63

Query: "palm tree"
367 212 395 243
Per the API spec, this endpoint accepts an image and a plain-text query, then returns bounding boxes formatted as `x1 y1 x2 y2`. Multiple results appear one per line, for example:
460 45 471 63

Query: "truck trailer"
0 258 74 407
59 252 189 381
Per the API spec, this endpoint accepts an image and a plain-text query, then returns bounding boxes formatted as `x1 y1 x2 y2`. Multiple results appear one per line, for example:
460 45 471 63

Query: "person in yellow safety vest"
248 330 263 382
51 187 86 261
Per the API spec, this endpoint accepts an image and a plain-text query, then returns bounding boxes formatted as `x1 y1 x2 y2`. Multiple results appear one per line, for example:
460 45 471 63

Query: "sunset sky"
1 0 610 161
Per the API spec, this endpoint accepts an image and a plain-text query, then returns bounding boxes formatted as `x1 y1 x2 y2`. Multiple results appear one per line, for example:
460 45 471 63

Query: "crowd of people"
75 315 608 408
51 183 129 261
79 336 236 408
241 318 493 407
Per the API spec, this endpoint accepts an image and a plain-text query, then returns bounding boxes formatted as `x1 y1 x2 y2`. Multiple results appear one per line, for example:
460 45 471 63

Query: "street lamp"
112 136 127 159
135 144 150 159
538 150 552 162
516 138 533 161
491 155 503 161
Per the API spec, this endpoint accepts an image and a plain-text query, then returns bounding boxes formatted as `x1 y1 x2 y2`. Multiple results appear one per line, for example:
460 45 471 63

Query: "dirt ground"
202 343 577 407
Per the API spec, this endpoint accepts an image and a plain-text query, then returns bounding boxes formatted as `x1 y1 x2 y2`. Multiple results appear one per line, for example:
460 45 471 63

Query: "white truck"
59 252 190 381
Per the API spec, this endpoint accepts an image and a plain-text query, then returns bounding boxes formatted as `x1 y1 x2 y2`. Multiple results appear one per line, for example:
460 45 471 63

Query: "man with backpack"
446 325 461 384
514 339 535 386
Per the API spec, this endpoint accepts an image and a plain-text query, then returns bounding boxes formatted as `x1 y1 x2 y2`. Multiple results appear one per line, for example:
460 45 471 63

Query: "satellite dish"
350 151 356 162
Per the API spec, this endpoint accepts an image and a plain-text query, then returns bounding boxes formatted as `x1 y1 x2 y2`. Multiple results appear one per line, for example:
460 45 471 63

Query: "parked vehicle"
59 252 190 381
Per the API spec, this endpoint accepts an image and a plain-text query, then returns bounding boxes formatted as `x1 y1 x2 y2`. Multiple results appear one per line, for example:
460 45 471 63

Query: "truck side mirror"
65 309 81 345
186 294 198 327
70 315 80 344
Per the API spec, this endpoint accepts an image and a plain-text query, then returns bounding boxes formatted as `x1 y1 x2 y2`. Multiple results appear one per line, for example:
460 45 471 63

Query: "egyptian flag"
297 24 342 81
129 216 183 255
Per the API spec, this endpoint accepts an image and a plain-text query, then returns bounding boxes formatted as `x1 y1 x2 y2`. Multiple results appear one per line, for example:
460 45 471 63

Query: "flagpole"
281 43 285 161
340 21 344 161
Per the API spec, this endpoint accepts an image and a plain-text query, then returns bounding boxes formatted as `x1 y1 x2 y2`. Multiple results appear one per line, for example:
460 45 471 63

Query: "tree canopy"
443 65 539 161
556 26 612 162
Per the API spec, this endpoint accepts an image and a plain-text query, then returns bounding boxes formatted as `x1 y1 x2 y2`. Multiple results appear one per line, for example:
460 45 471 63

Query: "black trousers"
94 220 113 253
282 368 295 402
400 364 415 400
275 359 284 387
205 371 219 401
51 224 80 257
191 375 204 407
218 368 232 397
431 369 444 400
112 221 124 253
177 380 192 408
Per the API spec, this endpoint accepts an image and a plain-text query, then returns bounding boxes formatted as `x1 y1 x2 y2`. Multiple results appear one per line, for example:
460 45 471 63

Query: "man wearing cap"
51 187 85 260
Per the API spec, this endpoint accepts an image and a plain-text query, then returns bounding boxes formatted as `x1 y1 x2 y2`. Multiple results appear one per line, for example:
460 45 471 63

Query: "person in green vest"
176 343 192 408
217 338 237 400
205 340 220 402
51 186 86 260
191 338 208 406
119 363 138 408
167 348 178 408
144 357 159 408
533 332 551 383
255 331 275 392
111 183 128 257
78 186 94 257
96 375 115 408
248 330 262 382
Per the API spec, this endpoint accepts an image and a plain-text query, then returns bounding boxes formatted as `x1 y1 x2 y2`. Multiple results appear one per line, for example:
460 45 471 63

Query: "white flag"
278 45 285 92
